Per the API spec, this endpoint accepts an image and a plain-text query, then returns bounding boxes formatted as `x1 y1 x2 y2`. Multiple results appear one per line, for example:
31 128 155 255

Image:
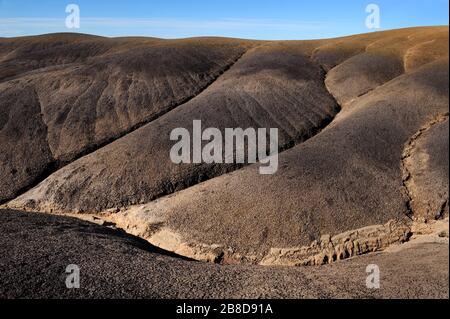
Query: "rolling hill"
0 26 448 297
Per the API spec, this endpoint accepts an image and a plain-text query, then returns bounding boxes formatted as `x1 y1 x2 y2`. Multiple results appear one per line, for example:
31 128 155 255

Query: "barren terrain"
0 26 448 298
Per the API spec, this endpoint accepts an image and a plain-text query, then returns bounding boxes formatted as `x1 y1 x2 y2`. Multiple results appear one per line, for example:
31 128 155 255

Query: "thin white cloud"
83 17 327 30
0 17 329 36
0 18 65 28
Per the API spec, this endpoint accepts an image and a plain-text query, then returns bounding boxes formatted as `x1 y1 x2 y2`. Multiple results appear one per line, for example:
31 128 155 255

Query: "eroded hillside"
2 26 449 266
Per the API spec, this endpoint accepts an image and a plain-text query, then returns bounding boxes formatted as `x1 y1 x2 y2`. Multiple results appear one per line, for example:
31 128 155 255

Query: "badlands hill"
0 27 448 297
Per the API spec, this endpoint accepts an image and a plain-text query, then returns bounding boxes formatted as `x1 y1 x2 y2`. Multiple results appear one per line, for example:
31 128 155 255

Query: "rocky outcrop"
260 220 411 266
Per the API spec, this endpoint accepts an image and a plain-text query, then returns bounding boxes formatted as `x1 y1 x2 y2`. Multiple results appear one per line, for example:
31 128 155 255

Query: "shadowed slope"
0 209 447 299
0 35 251 202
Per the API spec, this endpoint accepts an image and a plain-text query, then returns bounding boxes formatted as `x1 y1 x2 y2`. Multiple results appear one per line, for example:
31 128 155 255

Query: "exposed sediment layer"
260 220 412 266
401 113 449 221
50 209 447 267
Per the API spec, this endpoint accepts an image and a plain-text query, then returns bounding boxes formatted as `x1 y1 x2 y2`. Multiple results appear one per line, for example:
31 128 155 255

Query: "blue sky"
0 0 448 39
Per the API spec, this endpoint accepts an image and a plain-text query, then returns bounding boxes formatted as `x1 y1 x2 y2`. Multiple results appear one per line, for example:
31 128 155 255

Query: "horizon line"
0 23 448 41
